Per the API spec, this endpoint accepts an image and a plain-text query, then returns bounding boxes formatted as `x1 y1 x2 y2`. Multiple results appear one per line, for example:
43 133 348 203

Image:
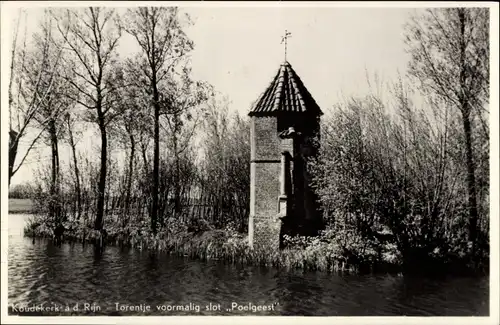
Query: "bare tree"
405 8 489 256
200 96 250 231
23 12 80 223
64 111 82 220
109 67 150 225
160 69 211 219
8 10 66 186
52 7 122 233
123 7 194 234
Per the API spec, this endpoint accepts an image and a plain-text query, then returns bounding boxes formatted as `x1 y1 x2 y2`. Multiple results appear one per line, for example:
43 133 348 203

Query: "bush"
9 183 37 199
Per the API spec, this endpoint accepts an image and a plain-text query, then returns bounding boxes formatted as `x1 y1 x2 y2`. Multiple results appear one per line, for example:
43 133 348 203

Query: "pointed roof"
249 61 322 117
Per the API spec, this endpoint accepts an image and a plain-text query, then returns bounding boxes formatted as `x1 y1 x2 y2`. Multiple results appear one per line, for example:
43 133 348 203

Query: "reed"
23 214 390 274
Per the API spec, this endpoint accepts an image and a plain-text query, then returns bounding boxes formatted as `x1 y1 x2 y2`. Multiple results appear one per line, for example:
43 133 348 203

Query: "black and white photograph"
1 1 498 323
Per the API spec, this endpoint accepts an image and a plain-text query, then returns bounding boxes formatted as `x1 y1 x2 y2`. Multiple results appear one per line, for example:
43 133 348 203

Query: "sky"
185 6 412 114
3 4 416 186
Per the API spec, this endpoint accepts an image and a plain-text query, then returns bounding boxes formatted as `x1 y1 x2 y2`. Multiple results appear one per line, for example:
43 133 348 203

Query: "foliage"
8 183 37 199
311 83 488 272
404 8 489 261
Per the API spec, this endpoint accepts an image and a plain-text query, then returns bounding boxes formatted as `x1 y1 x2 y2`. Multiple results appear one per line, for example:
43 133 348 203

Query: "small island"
7 6 490 281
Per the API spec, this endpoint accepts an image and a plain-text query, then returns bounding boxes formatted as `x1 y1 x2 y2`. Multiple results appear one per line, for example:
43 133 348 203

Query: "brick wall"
253 116 280 160
249 116 282 249
253 217 282 250
248 115 322 248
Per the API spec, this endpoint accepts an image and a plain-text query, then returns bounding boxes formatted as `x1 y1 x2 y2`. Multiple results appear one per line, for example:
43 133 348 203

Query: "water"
8 214 489 316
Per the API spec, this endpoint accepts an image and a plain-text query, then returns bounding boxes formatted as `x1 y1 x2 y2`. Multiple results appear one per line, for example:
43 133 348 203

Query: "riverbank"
22 213 486 276
23 213 392 274
8 199 34 214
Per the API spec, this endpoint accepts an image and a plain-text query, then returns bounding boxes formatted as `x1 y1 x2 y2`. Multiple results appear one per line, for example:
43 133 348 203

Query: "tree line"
9 7 250 239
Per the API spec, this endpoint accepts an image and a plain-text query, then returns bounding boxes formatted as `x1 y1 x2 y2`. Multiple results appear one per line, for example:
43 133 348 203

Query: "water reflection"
8 214 489 316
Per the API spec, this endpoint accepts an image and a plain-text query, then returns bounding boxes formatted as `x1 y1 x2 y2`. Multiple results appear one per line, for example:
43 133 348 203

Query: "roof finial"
281 30 292 62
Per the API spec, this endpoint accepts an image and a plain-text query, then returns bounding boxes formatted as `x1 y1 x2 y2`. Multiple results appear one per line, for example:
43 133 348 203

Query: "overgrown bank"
21 213 394 274
23 213 487 276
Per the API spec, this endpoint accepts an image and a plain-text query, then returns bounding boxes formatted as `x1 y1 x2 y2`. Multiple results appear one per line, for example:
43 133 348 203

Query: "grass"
8 198 34 214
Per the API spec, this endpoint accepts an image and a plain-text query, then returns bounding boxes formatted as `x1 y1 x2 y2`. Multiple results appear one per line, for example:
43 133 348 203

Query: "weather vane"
281 30 292 61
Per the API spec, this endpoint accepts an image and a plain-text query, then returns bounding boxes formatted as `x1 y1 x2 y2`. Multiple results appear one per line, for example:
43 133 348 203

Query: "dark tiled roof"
249 61 323 117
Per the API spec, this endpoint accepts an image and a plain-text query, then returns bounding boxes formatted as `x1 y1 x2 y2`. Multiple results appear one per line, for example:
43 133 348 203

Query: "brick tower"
248 61 323 249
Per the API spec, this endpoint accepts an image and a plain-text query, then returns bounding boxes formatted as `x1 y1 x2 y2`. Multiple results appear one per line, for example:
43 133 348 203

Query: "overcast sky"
186 6 412 113
4 4 417 186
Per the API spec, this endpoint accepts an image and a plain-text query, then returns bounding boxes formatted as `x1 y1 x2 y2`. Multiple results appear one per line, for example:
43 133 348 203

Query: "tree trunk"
124 134 135 225
8 130 19 186
174 130 181 216
151 82 160 234
458 9 479 258
140 140 149 175
49 119 61 223
67 120 82 220
462 111 478 253
95 115 107 231
149 22 161 234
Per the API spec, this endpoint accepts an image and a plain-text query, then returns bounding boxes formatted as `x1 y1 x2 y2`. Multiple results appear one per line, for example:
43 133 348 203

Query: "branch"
65 93 95 110
54 11 98 85
9 9 23 130
11 128 45 176
418 39 461 109
58 71 96 103
177 113 201 155
14 38 65 146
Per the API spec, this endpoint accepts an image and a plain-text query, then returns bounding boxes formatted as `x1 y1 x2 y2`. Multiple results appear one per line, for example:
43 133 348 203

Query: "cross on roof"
281 30 292 61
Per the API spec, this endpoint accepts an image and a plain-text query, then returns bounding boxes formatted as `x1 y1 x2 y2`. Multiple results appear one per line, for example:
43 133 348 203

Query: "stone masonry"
248 61 323 250
249 116 282 249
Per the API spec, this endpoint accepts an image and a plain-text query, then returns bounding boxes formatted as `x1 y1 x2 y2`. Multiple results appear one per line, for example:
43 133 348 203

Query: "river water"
7 214 489 316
